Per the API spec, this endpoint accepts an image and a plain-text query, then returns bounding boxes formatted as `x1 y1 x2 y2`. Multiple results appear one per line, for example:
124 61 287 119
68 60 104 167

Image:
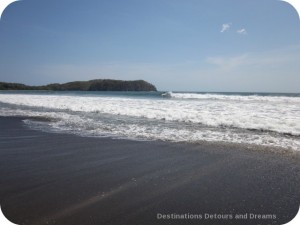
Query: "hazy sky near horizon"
0 0 300 92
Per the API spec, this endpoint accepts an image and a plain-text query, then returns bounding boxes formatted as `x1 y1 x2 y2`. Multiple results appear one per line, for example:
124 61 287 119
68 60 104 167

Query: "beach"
0 116 299 225
1 0 300 224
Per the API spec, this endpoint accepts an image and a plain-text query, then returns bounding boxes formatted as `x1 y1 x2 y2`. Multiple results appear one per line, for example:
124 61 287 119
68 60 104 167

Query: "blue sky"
0 0 299 92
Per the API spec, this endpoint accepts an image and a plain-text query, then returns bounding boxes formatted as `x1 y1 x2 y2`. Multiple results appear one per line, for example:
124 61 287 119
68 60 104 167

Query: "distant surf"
0 91 299 151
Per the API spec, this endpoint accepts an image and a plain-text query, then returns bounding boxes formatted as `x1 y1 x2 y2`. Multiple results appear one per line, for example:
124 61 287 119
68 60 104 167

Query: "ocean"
0 91 299 151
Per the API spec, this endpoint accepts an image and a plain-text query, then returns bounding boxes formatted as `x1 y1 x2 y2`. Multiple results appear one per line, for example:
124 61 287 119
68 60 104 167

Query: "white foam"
167 92 300 103
0 93 299 151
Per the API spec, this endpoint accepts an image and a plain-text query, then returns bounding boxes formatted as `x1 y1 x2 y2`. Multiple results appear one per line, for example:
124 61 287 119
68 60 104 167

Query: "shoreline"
19 114 300 156
24 115 300 157
0 116 299 225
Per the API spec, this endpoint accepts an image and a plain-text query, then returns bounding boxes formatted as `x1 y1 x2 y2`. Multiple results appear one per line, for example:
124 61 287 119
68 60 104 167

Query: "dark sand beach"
0 116 299 225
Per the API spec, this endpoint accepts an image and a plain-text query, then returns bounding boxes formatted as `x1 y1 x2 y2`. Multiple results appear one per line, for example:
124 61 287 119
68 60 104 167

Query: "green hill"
0 79 157 92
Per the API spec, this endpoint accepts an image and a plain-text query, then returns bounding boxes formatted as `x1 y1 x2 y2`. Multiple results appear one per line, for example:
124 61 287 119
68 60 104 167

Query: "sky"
0 0 299 92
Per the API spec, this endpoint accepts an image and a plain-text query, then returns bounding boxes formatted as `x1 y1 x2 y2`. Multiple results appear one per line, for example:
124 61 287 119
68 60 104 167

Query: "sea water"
0 91 299 151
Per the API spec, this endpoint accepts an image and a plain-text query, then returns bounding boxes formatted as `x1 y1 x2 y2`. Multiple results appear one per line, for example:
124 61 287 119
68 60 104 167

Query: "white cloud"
220 23 231 33
237 28 247 35
204 47 300 92
206 45 300 72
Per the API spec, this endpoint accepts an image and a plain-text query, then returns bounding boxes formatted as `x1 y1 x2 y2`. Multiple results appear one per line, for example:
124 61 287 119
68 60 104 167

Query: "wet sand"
0 116 299 225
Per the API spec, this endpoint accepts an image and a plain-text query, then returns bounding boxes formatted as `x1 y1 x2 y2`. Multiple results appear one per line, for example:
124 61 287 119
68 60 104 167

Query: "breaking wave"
0 92 299 151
